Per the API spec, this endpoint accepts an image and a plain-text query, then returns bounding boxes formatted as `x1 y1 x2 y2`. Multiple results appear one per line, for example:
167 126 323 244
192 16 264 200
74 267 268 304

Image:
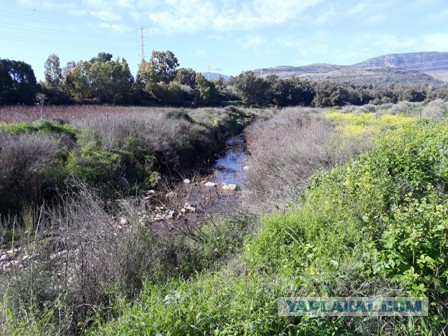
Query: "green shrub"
165 109 193 122
1 119 77 140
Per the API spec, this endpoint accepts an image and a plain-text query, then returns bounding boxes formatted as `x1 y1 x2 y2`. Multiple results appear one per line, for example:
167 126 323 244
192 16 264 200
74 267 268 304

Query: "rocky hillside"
297 67 442 86
256 63 346 76
354 51 448 72
253 51 448 86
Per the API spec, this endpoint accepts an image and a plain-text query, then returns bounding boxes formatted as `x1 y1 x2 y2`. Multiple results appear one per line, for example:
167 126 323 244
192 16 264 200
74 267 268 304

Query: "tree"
174 67 196 87
44 53 62 88
0 59 37 105
42 54 72 104
63 53 134 104
89 57 134 104
64 60 92 102
148 81 185 106
137 50 179 85
290 78 315 106
0 60 13 105
234 71 270 106
399 87 426 102
149 50 179 83
194 72 218 106
90 52 113 63
136 59 152 87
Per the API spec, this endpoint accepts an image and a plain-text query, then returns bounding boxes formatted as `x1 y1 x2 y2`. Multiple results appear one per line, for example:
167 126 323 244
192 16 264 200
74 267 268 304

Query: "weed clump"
422 98 447 121
1 119 77 140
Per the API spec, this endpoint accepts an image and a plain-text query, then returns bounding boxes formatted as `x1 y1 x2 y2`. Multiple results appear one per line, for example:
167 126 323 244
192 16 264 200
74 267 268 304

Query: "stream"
210 134 247 186
156 134 249 226
187 133 248 216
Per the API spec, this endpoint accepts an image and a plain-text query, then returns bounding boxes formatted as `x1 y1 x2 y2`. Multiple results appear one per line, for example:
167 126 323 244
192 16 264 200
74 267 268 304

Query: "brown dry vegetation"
0 105 169 123
242 107 368 213
0 105 256 216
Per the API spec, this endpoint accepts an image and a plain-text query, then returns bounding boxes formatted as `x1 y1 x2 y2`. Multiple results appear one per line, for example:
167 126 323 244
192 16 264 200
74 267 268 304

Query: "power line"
0 9 242 75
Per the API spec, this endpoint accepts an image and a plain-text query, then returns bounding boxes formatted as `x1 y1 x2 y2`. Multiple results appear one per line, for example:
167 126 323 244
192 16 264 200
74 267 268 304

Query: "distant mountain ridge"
354 51 448 72
202 72 230 81
258 63 347 75
252 52 448 86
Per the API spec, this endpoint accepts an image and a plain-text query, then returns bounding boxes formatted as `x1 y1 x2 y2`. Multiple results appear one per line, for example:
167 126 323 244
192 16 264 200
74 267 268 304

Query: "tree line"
1 50 448 107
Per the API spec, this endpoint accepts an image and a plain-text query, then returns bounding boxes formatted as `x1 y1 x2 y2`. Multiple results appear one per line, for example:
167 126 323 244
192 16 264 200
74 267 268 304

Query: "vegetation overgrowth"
1 102 448 335
87 108 448 335
0 106 256 216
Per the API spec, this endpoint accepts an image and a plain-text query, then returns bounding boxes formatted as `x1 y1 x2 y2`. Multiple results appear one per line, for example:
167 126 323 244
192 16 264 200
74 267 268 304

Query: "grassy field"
1 102 448 335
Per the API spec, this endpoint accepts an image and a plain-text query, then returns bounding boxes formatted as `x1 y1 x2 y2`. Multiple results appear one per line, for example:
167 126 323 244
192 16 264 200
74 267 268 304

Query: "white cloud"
82 0 108 8
371 34 416 50
137 0 323 33
244 35 266 47
194 49 207 57
147 0 216 32
275 35 302 48
412 0 441 7
129 11 141 21
254 0 321 23
23 0 322 34
427 9 448 21
367 13 385 23
213 0 322 31
68 9 87 16
275 31 328 49
99 22 132 32
345 0 393 24
90 10 122 21
347 2 367 16
314 8 335 24
116 0 135 8
352 33 415 50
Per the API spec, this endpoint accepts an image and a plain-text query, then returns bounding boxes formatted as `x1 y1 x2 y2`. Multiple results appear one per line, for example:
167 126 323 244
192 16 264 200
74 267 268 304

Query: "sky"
1 0 448 81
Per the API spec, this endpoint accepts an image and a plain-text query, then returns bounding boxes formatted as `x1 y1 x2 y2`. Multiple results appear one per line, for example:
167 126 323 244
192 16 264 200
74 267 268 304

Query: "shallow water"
210 134 247 185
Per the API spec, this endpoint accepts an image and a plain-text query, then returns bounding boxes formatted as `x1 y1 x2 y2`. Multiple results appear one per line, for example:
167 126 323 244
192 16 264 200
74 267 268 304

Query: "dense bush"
0 130 69 214
422 99 448 121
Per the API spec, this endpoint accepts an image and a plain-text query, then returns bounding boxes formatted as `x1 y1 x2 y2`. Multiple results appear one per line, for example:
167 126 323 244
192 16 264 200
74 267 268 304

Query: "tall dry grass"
242 107 368 213
0 176 254 334
0 105 168 123
0 132 71 214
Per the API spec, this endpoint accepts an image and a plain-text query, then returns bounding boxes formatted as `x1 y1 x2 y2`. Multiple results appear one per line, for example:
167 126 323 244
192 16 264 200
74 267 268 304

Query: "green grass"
0 119 78 140
84 120 448 335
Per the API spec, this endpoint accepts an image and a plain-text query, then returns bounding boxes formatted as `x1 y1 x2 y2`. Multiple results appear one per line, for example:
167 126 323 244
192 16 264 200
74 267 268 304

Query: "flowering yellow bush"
326 111 415 138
